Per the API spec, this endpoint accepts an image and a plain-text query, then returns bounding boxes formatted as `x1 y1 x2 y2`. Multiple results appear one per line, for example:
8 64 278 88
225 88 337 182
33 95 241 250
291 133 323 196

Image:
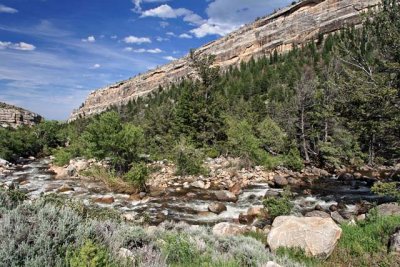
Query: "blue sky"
0 0 292 120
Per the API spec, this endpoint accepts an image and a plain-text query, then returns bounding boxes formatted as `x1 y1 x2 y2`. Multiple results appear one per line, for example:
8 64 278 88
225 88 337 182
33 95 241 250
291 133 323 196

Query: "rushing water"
1 159 388 225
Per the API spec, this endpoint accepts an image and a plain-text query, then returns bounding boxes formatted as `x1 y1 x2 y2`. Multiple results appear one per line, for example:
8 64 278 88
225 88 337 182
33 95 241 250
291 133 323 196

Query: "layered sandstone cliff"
0 102 42 128
69 0 380 121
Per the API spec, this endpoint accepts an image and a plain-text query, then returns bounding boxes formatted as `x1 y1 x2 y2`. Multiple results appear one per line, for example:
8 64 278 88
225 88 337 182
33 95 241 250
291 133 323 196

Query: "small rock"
265 190 280 198
353 172 363 179
118 248 135 260
93 195 115 204
215 190 237 202
56 184 74 193
229 182 242 196
338 173 353 181
273 176 288 188
315 204 323 211
389 227 400 254
191 180 205 189
122 213 135 221
183 182 190 189
186 192 196 198
331 211 346 224
247 207 264 217
208 203 227 214
129 194 141 201
356 214 366 221
239 213 254 224
265 261 282 267
66 165 77 177
305 210 331 218
212 222 247 236
139 192 147 199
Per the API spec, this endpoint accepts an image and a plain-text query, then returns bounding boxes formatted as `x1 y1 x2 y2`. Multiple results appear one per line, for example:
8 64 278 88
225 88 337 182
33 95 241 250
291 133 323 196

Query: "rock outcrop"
69 0 380 121
267 216 342 259
0 102 42 128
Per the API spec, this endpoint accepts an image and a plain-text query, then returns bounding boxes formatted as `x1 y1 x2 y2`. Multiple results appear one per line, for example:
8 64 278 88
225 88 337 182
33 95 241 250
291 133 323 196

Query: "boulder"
215 190 237 202
0 158 10 168
56 184 74 193
212 222 247 237
239 213 255 224
93 195 115 204
305 210 331 218
268 216 342 259
273 176 288 188
191 180 205 189
389 227 400 254
208 203 227 214
376 203 400 216
50 165 68 179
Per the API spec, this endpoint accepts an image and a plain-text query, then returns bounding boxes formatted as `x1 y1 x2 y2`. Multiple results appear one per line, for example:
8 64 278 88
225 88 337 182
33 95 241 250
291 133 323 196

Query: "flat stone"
190 180 205 189
376 203 400 216
214 190 237 202
93 195 115 204
212 222 248 237
331 211 346 224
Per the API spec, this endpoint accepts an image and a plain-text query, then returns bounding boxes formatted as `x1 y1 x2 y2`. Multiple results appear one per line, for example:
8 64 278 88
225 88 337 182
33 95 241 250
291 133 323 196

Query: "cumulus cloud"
141 4 205 25
190 0 293 38
124 36 151 44
82 36 96 42
132 0 170 13
0 41 36 51
163 56 177 61
179 33 192 39
0 4 18 14
124 47 162 53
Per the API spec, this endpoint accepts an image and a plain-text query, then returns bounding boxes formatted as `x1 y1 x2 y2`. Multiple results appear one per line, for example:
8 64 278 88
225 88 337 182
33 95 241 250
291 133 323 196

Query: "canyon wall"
69 0 380 121
0 102 42 128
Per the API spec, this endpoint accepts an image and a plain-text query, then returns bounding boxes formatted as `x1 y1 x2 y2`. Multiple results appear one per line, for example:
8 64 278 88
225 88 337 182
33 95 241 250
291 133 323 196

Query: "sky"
0 0 293 120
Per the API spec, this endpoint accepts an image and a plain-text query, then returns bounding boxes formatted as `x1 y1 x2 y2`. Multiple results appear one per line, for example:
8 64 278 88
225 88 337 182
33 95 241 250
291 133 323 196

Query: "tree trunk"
300 107 310 162
324 120 329 142
368 134 375 165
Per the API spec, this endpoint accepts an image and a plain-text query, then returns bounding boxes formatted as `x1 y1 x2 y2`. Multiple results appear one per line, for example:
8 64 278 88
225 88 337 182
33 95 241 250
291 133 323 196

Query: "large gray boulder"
268 216 342 259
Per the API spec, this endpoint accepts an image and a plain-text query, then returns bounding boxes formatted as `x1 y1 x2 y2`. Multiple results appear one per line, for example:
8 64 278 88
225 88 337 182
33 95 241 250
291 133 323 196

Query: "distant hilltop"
0 102 42 128
69 0 380 121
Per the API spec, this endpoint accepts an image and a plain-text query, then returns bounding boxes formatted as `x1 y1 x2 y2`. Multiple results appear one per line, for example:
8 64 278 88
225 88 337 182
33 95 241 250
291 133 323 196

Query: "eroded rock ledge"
0 102 42 128
69 0 380 121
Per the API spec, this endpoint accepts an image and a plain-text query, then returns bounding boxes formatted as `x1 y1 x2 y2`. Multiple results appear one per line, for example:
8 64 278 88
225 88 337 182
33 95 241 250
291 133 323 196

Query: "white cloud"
179 33 192 39
82 36 96 42
166 32 176 37
163 56 177 61
132 0 170 13
141 4 205 25
156 36 169 42
159 21 169 28
0 41 36 51
124 47 162 53
90 64 101 69
110 35 118 39
0 4 18 14
190 0 293 38
124 36 151 44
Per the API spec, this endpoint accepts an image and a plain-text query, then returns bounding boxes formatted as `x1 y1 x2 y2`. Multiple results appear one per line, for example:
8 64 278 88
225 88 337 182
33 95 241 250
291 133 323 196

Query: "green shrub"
66 239 115 267
371 182 400 202
282 145 304 171
161 233 199 265
174 139 207 176
257 117 287 154
263 188 293 219
123 163 149 192
53 148 73 166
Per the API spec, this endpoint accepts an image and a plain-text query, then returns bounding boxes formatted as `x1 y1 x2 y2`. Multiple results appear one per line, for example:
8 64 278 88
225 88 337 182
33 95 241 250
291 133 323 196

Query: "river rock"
331 211 346 224
229 182 242 196
265 262 282 267
239 213 255 224
265 190 280 198
118 248 135 260
57 184 74 193
215 190 237 202
0 158 10 168
212 222 247 236
389 227 400 254
191 180 205 189
67 165 77 177
268 216 342 259
208 203 227 214
305 210 331 218
273 176 288 188
376 203 400 216
93 195 115 204
247 207 264 217
50 165 68 179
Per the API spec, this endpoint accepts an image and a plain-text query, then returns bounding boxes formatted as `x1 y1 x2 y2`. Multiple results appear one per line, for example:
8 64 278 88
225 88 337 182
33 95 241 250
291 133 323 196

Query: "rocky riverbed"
1 157 397 228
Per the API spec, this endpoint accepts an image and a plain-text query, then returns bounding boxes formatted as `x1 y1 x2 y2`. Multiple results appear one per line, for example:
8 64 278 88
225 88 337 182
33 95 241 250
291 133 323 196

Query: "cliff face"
0 102 42 128
69 0 380 121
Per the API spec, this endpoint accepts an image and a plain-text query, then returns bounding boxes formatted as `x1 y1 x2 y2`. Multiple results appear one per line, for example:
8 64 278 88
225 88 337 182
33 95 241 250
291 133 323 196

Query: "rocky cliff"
69 0 380 121
0 102 42 128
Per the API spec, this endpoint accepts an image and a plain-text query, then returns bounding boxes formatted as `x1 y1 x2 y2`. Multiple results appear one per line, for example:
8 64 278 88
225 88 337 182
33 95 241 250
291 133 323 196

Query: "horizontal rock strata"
69 0 380 121
0 102 42 128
